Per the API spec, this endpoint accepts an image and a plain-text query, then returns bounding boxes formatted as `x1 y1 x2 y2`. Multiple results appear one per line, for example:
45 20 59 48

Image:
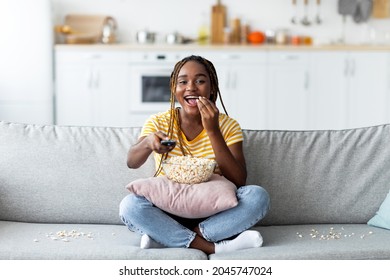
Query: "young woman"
119 55 270 254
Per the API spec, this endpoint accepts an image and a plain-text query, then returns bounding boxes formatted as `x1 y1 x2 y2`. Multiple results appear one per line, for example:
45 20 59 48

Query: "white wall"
51 0 390 45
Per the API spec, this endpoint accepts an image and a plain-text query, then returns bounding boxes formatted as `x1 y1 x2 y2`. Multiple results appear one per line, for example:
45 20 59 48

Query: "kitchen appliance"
101 17 117 44
129 52 187 113
0 0 53 124
136 30 157 44
166 32 186 44
165 32 194 44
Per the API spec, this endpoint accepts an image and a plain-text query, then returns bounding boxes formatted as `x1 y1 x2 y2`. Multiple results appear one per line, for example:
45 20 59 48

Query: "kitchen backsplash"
51 0 390 45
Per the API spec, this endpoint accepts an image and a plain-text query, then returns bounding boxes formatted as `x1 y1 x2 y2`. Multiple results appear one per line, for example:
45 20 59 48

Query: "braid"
154 55 228 176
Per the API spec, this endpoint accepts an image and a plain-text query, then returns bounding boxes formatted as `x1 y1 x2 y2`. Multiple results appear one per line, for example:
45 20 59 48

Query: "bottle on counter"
241 24 250 44
230 18 241 44
198 12 209 45
223 27 231 44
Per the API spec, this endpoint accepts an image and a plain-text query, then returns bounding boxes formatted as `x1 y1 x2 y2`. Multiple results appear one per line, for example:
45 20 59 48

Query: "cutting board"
372 0 390 18
211 0 226 44
59 14 109 44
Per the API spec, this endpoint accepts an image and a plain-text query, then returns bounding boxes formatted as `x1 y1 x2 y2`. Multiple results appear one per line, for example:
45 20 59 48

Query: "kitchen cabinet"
266 51 310 130
345 52 390 129
55 50 129 127
54 46 390 131
308 51 348 130
201 51 268 130
267 50 390 130
310 51 390 130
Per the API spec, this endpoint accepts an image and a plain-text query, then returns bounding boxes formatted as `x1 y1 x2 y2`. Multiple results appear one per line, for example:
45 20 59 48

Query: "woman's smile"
183 95 200 107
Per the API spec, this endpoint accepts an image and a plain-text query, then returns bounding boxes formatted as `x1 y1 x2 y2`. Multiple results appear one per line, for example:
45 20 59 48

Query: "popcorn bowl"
162 156 216 184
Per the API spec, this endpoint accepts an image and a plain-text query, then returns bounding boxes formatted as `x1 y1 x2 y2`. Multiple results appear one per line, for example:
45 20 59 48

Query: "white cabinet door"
55 61 93 126
205 52 267 130
346 52 390 129
230 63 267 130
309 51 348 130
90 62 128 127
267 51 310 130
55 51 129 127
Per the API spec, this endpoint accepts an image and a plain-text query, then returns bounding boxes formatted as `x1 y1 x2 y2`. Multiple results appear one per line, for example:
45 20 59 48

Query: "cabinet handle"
344 58 349 77
304 71 310 90
345 57 356 77
87 67 94 89
281 54 300 61
228 54 241 60
94 70 100 88
226 70 231 89
88 68 100 89
232 72 237 89
350 58 356 77
88 54 102 60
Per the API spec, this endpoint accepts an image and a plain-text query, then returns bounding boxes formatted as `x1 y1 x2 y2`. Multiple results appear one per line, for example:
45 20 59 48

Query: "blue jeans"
119 185 270 248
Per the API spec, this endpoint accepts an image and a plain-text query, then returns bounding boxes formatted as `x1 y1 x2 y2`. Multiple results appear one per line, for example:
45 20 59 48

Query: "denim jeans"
119 185 270 248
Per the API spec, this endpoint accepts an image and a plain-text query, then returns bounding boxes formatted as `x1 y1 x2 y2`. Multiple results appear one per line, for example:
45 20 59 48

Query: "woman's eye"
178 80 187 85
195 79 205 84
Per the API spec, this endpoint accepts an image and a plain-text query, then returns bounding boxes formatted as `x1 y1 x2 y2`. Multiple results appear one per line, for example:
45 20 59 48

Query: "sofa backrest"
0 121 155 225
243 125 390 225
1 121 389 226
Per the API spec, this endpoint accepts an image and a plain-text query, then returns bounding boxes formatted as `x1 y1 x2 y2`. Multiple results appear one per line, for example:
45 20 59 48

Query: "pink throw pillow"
126 174 238 218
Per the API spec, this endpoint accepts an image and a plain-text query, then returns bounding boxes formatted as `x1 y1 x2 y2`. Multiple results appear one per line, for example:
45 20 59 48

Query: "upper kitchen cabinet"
55 49 130 127
266 51 310 130
310 51 390 130
201 51 267 130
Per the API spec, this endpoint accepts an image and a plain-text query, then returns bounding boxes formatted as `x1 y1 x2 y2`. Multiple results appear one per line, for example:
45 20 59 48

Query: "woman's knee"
238 185 270 217
119 193 149 219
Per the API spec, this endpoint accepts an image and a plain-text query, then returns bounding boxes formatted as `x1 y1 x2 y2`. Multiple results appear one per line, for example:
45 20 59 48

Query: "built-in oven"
129 52 188 113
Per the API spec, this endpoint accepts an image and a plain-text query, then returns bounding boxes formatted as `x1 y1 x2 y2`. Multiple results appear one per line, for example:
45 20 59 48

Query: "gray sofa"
1 120 389 260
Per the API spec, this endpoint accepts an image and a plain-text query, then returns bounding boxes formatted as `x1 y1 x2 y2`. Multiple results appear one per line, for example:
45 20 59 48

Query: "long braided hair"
154 55 229 176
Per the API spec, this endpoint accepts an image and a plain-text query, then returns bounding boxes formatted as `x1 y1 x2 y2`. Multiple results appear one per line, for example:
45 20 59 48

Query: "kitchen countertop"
55 43 390 52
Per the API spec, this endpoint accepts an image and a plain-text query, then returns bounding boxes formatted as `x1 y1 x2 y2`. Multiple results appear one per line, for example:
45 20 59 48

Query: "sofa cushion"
0 121 155 224
0 221 207 260
126 174 238 218
368 189 390 230
209 223 390 260
243 124 390 225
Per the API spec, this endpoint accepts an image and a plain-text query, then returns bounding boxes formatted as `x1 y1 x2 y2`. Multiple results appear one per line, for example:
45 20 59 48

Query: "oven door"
130 65 176 113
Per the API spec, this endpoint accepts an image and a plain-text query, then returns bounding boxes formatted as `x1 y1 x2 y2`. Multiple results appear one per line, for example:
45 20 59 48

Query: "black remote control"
161 139 176 146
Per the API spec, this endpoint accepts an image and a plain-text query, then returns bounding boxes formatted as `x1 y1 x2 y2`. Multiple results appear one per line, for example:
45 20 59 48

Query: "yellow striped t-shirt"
140 109 244 174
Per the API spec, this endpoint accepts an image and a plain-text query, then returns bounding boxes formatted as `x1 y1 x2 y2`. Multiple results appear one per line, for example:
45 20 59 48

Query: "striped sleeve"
220 114 244 146
140 115 158 139
139 111 170 139
138 112 171 172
